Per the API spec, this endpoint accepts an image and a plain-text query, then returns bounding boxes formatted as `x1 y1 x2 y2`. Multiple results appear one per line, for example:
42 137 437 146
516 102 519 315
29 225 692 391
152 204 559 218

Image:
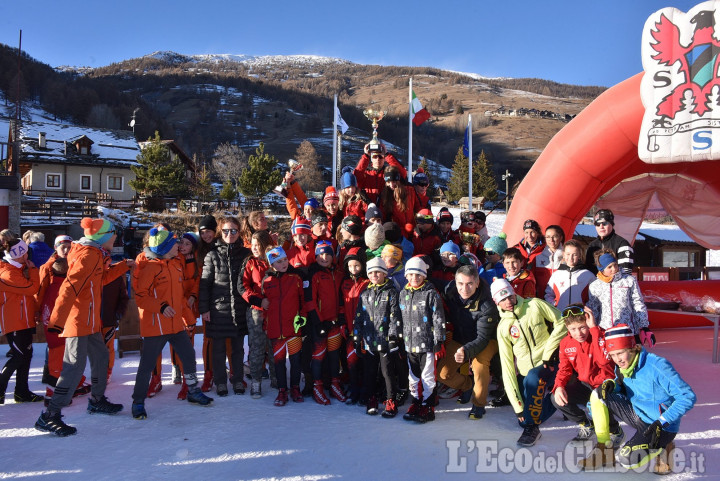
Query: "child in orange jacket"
0 240 41 404
130 227 213 419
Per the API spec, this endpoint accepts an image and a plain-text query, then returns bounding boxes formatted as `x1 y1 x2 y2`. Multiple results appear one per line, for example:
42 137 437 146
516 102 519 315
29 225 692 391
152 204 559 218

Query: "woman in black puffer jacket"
199 216 251 397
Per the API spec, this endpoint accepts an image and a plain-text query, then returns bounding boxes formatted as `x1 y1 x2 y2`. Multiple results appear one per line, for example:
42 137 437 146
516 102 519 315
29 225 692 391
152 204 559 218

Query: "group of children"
0 148 698 473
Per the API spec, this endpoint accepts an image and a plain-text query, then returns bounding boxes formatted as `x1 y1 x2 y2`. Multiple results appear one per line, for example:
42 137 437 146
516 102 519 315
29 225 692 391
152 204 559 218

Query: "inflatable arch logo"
640 2 720 162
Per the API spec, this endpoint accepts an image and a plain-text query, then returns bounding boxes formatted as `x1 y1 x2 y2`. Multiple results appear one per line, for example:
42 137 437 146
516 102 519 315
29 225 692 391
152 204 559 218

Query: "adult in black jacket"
199 216 251 397
438 265 500 419
585 209 634 275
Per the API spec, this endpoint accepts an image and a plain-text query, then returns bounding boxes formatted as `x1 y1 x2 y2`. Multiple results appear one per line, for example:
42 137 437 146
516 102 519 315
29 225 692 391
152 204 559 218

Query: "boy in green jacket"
491 278 566 447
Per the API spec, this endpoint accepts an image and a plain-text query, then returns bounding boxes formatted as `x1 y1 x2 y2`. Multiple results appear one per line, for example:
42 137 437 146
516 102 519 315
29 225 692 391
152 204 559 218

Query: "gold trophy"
363 108 387 153
274 158 304 198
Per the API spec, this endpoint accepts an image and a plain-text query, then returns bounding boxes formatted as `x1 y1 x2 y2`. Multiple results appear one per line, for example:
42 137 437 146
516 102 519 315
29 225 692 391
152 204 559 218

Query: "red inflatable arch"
503 73 720 247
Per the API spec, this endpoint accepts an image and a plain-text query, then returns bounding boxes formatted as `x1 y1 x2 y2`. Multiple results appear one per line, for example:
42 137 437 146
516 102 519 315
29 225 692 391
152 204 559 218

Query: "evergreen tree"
446 147 498 203
237 142 283 199
447 147 470 203
219 178 237 201
294 140 324 192
191 158 215 202
130 131 189 199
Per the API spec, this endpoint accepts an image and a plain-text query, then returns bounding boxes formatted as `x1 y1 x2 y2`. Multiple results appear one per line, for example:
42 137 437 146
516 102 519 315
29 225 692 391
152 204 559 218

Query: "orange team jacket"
49 242 128 337
132 251 187 337
0 262 40 334
286 181 308 221
180 254 201 325
506 269 537 299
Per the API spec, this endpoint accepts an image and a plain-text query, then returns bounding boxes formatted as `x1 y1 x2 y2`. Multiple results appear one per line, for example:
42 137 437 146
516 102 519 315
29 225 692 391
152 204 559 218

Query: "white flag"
335 106 349 134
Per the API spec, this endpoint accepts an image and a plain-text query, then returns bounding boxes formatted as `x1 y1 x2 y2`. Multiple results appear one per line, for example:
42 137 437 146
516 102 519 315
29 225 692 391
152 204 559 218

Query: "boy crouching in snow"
131 227 213 419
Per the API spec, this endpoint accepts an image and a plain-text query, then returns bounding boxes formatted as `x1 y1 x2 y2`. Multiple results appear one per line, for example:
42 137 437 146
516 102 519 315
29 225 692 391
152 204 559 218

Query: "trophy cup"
363 108 387 153
273 158 304 198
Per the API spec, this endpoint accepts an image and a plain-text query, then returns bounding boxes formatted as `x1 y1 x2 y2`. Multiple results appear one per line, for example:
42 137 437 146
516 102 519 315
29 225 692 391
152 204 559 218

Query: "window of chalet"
80 174 92 191
107 175 123 191
45 173 62 189
662 249 698 268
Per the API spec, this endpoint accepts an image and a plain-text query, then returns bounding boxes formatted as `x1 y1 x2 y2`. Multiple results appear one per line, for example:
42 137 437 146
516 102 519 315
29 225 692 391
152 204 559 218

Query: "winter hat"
365 203 382 222
341 215 363 236
440 241 461 257
304 198 320 210
594 209 615 226
474 211 487 224
198 215 217 233
364 223 385 251
381 244 403 264
311 210 328 227
80 217 115 246
413 168 429 186
315 240 335 257
491 278 515 304
436 207 453 224
323 186 339 205
54 235 73 248
344 246 366 271
484 232 508 256
182 232 200 248
266 246 287 266
382 222 402 244
383 169 402 182
291 217 312 235
148 227 177 256
460 211 476 224
366 257 388 276
523 219 542 234
604 324 636 352
404 256 428 277
416 208 434 224
340 168 358 190
5 239 29 260
597 252 617 271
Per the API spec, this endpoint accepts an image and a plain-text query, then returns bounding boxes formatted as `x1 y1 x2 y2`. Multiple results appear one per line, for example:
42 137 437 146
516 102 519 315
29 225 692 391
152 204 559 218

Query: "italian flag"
411 90 431 126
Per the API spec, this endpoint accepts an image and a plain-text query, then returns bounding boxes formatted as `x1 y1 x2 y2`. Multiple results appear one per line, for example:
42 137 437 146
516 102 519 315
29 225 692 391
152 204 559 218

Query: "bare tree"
212 142 247 187
294 140 325 192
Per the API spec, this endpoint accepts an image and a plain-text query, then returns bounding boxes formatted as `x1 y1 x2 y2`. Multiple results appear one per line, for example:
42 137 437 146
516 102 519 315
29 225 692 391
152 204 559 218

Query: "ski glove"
640 328 656 348
434 342 446 360
643 420 665 448
596 379 615 401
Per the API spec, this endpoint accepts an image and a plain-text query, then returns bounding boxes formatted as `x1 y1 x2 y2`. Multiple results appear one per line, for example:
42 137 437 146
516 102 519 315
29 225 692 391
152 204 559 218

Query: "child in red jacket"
338 247 369 404
503 247 536 298
260 246 307 406
286 217 315 270
307 240 345 405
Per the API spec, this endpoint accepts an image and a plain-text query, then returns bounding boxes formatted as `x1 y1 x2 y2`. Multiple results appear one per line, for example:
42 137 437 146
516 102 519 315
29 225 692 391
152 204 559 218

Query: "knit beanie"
474 211 487 224
436 207 453 224
304 198 320 210
182 232 200 248
404 257 428 277
523 219 542 234
344 246 366 273
439 241 461 257
324 186 340 205
364 223 385 251
416 208 434 224
341 215 363 236
366 257 388 276
365 203 382 222
80 217 115 246
604 324 636 351
291 217 312 235
198 215 217 232
412 168 429 186
266 246 287 266
490 278 515 304
5 240 29 260
315 240 335 257
381 244 403 264
54 235 73 248
484 232 508 256
311 211 328 227
148 227 177 256
341 168 357 190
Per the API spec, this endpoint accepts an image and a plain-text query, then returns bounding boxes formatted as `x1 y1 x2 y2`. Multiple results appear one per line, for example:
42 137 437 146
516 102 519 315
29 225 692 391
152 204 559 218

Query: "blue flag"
462 124 470 157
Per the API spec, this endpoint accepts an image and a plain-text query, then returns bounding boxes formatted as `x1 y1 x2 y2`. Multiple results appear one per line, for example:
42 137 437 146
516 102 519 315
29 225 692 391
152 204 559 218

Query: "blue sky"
0 0 703 87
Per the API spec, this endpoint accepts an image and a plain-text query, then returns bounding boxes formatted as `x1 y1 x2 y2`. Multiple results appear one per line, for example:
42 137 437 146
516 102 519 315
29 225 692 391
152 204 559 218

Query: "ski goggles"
560 305 585 320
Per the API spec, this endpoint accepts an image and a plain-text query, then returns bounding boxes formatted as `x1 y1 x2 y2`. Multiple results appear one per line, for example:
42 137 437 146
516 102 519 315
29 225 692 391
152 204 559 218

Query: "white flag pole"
468 114 473 210
332 94 338 189
408 78 413 182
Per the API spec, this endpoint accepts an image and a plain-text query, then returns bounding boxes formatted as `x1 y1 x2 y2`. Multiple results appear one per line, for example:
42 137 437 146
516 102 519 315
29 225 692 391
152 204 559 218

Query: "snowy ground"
0 327 718 481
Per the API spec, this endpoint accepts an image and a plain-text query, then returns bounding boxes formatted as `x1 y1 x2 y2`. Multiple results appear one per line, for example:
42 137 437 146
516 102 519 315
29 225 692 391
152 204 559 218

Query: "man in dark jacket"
585 209 634 275
439 265 499 420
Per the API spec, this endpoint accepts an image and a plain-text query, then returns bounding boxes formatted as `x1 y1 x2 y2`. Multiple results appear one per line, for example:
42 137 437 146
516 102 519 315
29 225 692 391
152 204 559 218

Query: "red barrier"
640 280 720 329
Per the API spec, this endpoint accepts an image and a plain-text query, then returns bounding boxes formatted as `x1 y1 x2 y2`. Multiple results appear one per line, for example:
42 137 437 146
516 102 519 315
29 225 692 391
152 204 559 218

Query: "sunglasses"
560 305 585 319
594 221 609 227
221 228 239 235
485 250 496 256
371 154 384 159
416 214 434 221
